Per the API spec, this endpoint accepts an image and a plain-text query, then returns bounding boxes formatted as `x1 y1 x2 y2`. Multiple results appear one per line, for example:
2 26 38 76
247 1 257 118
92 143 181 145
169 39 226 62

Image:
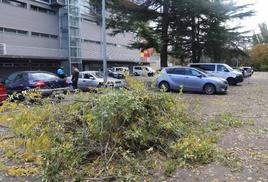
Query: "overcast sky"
235 0 268 33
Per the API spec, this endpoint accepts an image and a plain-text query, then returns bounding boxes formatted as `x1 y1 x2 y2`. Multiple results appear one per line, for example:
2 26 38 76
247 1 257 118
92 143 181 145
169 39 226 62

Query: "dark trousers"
72 80 78 89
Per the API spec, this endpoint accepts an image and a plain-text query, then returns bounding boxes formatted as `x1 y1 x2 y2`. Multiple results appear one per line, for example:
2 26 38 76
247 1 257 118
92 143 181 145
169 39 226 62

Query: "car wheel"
159 81 170 92
204 84 216 95
227 78 236 86
134 72 138 76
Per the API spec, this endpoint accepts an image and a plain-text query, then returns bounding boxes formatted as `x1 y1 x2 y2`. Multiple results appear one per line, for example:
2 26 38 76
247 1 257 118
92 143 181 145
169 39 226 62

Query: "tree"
249 44 268 70
253 23 268 45
89 0 253 67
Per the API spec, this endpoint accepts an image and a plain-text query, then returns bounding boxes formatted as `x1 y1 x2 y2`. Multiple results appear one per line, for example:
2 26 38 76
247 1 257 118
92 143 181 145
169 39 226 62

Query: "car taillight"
34 81 46 87
0 85 4 90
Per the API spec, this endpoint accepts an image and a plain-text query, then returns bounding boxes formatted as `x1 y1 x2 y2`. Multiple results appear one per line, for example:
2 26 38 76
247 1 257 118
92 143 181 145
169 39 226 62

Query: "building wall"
0 0 158 77
80 16 141 63
0 0 66 59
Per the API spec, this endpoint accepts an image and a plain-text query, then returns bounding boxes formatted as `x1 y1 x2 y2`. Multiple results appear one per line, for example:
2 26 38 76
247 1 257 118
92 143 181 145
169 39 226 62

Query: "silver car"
67 71 126 91
157 67 228 95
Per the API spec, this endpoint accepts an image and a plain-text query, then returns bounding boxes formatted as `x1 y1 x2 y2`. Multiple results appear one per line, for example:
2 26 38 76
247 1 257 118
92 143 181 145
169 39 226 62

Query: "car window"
217 65 229 72
84 74 94 79
84 74 90 79
116 68 123 71
200 65 215 71
186 69 202 76
30 72 58 81
166 68 175 74
93 72 103 78
7 73 18 81
13 73 26 84
135 67 142 70
173 68 185 75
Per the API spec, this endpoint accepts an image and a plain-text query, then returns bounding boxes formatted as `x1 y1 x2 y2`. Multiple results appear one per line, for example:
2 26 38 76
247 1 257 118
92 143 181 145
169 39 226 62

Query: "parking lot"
165 72 268 181
1 72 268 181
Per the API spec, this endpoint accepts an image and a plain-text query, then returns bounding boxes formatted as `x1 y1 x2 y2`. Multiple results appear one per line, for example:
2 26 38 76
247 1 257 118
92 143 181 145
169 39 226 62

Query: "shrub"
0 89 243 180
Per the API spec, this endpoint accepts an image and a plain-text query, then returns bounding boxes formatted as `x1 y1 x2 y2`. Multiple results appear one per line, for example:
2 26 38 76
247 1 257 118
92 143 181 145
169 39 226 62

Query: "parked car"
67 71 126 91
4 71 69 96
110 67 129 75
240 67 254 77
0 83 8 104
233 67 246 77
133 66 155 77
188 63 243 85
157 67 228 95
108 68 125 79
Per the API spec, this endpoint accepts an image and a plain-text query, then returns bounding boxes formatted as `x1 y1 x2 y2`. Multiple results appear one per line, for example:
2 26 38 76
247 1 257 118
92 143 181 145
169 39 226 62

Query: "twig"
106 148 118 166
0 124 10 129
0 135 15 142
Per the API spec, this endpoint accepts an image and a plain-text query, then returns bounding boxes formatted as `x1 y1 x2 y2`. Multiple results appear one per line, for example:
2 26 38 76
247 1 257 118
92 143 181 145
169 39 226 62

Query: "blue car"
4 71 69 96
157 67 228 95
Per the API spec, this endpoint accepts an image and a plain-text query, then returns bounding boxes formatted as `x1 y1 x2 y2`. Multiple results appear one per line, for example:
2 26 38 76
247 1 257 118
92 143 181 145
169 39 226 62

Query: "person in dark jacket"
71 66 79 89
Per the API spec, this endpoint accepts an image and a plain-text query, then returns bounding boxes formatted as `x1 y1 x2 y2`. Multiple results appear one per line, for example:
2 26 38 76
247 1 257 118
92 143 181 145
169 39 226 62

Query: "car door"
216 65 229 79
82 73 97 88
8 73 27 92
184 68 204 91
77 73 84 89
168 68 185 91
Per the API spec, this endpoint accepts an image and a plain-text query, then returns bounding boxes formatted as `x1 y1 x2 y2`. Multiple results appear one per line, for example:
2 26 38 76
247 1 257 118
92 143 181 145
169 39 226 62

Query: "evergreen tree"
90 0 253 66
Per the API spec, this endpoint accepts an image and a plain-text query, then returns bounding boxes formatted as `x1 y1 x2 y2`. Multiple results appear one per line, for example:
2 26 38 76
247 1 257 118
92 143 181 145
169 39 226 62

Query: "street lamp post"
101 0 108 84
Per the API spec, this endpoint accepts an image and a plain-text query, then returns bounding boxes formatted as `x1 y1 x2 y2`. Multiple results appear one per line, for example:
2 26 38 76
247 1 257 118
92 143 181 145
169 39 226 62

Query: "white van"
188 63 243 85
133 66 155 77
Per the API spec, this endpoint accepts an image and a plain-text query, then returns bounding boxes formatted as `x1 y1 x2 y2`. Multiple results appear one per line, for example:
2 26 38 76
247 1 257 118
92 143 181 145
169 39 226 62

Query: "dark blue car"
4 71 69 96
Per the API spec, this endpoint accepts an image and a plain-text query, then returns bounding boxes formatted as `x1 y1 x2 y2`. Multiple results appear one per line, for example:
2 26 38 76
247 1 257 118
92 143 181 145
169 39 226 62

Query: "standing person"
71 66 79 89
57 66 65 79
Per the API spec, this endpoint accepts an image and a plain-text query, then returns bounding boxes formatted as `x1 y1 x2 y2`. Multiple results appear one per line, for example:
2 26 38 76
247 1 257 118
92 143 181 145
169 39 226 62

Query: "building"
0 0 158 79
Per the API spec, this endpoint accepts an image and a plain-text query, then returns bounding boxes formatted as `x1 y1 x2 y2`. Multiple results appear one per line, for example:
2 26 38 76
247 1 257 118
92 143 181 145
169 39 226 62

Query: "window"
134 67 142 70
30 5 56 15
40 33 49 38
186 69 203 77
2 0 27 8
31 32 39 37
31 32 58 39
50 35 58 39
5 28 16 33
217 65 229 72
17 30 28 35
200 65 215 71
173 68 185 75
29 73 58 81
84 74 94 79
166 68 175 74
0 27 28 36
13 73 27 84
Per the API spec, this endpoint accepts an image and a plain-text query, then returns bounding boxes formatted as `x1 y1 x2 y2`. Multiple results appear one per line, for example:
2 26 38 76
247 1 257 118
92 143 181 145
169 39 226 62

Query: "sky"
235 0 268 33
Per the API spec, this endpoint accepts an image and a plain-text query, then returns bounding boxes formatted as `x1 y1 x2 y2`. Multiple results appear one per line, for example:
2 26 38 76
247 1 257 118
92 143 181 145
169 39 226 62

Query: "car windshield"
92 72 103 78
30 72 58 81
224 64 234 71
195 69 207 77
116 68 124 71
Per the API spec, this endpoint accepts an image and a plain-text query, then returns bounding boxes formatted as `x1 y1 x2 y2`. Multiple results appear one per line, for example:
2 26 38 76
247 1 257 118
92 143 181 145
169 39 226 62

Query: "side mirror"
197 74 202 78
90 77 95 80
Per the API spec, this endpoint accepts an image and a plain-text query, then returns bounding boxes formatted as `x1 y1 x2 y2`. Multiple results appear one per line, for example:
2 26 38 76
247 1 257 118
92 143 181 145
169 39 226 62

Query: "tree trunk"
160 0 170 68
191 16 197 63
